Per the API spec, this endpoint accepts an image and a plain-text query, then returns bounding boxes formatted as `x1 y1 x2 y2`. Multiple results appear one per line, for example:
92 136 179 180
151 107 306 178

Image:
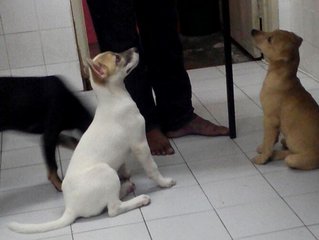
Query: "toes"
151 146 175 156
147 128 174 156
253 154 269 165
166 146 175 155
217 126 230 136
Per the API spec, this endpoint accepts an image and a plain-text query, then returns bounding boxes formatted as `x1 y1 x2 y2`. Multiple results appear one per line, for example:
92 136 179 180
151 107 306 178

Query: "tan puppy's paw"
253 154 269 165
256 145 263 154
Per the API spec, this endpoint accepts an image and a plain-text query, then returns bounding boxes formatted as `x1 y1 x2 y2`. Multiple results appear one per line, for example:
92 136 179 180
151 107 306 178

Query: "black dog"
0 76 93 191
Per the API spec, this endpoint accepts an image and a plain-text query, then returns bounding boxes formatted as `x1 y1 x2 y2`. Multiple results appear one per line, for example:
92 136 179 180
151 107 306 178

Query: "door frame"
258 0 279 31
69 0 91 90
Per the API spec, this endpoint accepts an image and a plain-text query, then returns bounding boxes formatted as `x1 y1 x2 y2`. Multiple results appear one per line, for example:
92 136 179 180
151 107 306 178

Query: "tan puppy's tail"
8 208 76 234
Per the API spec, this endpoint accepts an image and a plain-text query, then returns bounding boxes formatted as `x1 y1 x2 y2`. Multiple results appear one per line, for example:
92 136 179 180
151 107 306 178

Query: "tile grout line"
172 138 235 240
0 161 47 171
191 92 223 125
183 80 316 239
225 72 319 239
0 205 63 218
70 221 146 237
235 83 263 110
135 140 193 240
138 208 153 240
239 148 318 238
56 147 65 179
235 225 317 240
0 132 2 181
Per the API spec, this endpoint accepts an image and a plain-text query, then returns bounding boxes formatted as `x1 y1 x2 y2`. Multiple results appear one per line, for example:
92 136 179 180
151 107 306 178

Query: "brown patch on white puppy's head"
87 48 139 87
86 52 117 85
251 29 303 62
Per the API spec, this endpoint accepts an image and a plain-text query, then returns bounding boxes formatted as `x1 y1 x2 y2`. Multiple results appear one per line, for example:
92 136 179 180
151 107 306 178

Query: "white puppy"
8 48 176 234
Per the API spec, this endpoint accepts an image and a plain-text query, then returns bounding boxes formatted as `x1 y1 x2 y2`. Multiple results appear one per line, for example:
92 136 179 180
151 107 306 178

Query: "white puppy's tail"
8 209 76 234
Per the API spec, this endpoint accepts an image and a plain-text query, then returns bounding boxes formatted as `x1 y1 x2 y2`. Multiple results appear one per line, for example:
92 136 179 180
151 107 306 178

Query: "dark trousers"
86 0 194 131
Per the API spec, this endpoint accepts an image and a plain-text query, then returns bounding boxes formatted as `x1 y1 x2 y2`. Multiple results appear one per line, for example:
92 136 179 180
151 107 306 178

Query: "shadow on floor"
181 32 252 69
89 32 253 70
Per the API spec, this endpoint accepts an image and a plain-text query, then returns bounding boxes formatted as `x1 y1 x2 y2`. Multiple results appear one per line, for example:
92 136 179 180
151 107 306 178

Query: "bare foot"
166 115 229 138
146 128 175 155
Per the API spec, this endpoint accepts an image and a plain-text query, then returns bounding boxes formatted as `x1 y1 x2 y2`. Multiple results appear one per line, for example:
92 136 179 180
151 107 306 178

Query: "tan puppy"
251 29 319 170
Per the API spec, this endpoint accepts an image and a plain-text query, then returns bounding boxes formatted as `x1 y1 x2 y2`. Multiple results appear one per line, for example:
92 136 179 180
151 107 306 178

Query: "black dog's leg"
43 129 62 191
77 107 93 134
58 109 92 150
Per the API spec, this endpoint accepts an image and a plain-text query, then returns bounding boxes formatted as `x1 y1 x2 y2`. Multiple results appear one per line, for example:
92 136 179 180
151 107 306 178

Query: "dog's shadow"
0 183 63 216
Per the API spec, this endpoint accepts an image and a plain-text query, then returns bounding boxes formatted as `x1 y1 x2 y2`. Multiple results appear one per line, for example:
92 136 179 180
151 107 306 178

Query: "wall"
0 0 83 91
279 0 319 80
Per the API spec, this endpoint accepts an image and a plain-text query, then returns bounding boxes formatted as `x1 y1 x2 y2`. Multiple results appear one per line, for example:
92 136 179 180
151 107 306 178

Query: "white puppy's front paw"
159 177 176 188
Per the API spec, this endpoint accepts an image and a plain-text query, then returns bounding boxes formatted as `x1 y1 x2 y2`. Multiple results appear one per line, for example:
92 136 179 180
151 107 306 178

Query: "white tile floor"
1 61 319 240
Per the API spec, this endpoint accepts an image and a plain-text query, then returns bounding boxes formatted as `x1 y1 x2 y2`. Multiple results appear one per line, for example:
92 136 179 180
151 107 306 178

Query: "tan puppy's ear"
295 35 303 48
86 58 109 83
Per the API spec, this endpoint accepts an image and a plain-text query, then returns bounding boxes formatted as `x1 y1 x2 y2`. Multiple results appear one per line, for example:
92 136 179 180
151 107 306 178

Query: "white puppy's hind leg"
118 163 131 180
131 142 176 188
108 195 151 217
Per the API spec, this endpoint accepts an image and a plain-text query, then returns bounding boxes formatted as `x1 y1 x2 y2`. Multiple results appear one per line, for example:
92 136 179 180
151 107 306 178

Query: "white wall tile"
0 16 4 35
2 131 41 151
314 14 319 49
303 10 314 44
41 28 78 64
35 0 73 30
0 35 9 70
0 0 38 34
278 0 292 30
11 65 47 77
6 32 44 68
46 61 83 91
310 52 319 78
0 70 11 77
279 0 319 80
0 0 81 90
2 146 44 169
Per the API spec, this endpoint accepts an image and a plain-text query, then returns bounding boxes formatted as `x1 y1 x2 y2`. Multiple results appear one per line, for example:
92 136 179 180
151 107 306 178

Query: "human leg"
135 0 229 138
135 0 194 131
86 0 160 139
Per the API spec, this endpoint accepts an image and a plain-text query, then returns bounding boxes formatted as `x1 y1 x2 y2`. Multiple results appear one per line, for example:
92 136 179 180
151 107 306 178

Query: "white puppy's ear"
86 58 109 82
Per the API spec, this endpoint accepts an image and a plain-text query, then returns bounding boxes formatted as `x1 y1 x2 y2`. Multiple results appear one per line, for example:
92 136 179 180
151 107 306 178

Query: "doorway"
69 0 278 88
229 0 279 59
